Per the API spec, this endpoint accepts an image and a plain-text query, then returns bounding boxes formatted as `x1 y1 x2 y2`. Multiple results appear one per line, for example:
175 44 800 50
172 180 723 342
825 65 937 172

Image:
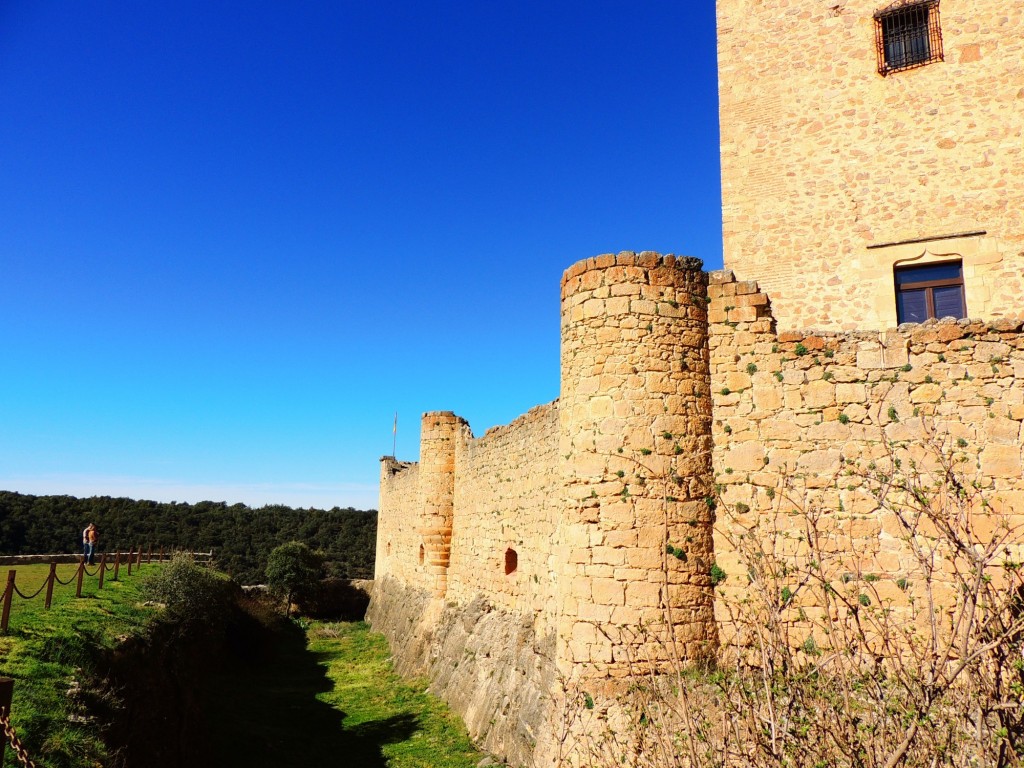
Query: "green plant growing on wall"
665 544 687 561
709 562 727 587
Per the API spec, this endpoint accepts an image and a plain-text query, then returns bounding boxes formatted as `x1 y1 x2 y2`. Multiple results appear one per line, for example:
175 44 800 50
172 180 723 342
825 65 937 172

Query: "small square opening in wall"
874 0 943 76
504 548 518 576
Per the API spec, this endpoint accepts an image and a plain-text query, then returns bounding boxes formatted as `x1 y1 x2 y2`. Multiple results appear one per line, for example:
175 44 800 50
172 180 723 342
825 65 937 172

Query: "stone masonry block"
592 578 626 606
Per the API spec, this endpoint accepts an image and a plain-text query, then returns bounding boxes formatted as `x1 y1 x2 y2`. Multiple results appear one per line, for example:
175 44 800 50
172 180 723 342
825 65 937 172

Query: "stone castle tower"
558 254 716 672
369 2 1024 765
718 0 1024 331
374 253 718 686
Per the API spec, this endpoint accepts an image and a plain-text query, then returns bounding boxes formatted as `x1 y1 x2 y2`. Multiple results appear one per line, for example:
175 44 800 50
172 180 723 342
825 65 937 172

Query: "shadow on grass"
202 614 417 767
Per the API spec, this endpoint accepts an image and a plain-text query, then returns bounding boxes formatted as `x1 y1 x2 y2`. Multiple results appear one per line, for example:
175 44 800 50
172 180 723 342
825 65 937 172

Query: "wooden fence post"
44 562 57 609
76 559 85 598
1 571 15 634
136 547 143 567
127 550 133 576
147 544 152 563
113 552 121 582
159 546 165 562
98 554 107 589
0 676 12 763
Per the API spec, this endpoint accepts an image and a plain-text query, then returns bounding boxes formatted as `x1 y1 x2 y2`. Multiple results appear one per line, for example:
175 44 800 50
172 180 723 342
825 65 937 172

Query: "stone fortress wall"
370 251 1023 767
708 270 1024 638
369 1 1024 764
370 253 721 765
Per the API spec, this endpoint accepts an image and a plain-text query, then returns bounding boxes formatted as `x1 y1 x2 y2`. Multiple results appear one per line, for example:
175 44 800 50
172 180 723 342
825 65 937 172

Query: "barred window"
874 0 943 76
894 261 965 323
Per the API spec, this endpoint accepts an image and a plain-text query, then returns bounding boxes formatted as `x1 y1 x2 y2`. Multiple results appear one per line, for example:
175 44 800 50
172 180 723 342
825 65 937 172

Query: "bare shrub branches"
558 430 1024 767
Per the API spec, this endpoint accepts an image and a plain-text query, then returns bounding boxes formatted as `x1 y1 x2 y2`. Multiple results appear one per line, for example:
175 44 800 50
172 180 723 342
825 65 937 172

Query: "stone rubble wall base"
367 576 558 768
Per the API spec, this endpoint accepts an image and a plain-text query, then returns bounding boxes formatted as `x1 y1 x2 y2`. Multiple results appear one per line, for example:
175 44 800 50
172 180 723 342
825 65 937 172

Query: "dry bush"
558 434 1024 768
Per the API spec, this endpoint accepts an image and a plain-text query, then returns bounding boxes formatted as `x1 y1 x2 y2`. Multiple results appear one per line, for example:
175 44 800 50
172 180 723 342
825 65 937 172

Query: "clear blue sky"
0 1 723 510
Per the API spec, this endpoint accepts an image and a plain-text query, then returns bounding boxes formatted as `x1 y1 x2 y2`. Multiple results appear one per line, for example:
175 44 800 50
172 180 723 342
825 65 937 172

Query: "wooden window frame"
894 261 965 323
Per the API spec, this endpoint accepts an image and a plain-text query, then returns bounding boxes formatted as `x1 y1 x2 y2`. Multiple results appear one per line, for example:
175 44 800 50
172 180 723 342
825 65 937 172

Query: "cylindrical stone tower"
557 251 716 680
418 411 463 597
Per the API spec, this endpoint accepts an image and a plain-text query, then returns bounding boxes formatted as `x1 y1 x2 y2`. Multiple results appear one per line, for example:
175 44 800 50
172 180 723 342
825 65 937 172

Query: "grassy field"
0 564 490 768
0 561 157 768
203 618 488 768
310 621 486 768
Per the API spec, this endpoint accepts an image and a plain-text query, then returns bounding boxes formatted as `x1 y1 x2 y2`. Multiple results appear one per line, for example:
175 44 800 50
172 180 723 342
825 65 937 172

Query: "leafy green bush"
142 554 234 626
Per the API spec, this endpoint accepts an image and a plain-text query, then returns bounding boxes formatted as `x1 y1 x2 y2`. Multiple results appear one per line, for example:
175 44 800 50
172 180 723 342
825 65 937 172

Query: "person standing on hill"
83 523 97 565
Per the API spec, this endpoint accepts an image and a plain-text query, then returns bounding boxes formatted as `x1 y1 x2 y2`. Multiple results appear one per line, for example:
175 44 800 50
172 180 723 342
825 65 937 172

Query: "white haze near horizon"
0 474 380 512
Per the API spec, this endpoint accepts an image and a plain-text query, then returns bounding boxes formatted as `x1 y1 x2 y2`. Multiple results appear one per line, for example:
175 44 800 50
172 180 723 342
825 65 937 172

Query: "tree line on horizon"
0 490 377 584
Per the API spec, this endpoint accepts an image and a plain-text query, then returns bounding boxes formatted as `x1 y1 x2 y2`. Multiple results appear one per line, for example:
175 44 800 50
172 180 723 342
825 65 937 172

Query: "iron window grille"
894 261 965 324
874 0 943 76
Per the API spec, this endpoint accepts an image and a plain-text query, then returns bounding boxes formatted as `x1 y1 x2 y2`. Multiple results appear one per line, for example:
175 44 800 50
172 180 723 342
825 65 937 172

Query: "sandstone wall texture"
375 457 420 583
366 576 556 768
718 0 1024 331
708 269 1024 640
374 406 565 766
557 253 716 676
447 402 561 629
372 252 1022 766
371 253 721 765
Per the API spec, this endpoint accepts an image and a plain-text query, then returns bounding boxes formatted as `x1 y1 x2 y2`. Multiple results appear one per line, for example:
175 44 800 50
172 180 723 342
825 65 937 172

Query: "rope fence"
0 548 214 634
0 550 213 765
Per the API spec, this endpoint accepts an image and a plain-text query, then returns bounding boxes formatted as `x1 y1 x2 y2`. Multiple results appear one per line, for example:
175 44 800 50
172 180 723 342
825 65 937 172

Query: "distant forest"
0 491 377 584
